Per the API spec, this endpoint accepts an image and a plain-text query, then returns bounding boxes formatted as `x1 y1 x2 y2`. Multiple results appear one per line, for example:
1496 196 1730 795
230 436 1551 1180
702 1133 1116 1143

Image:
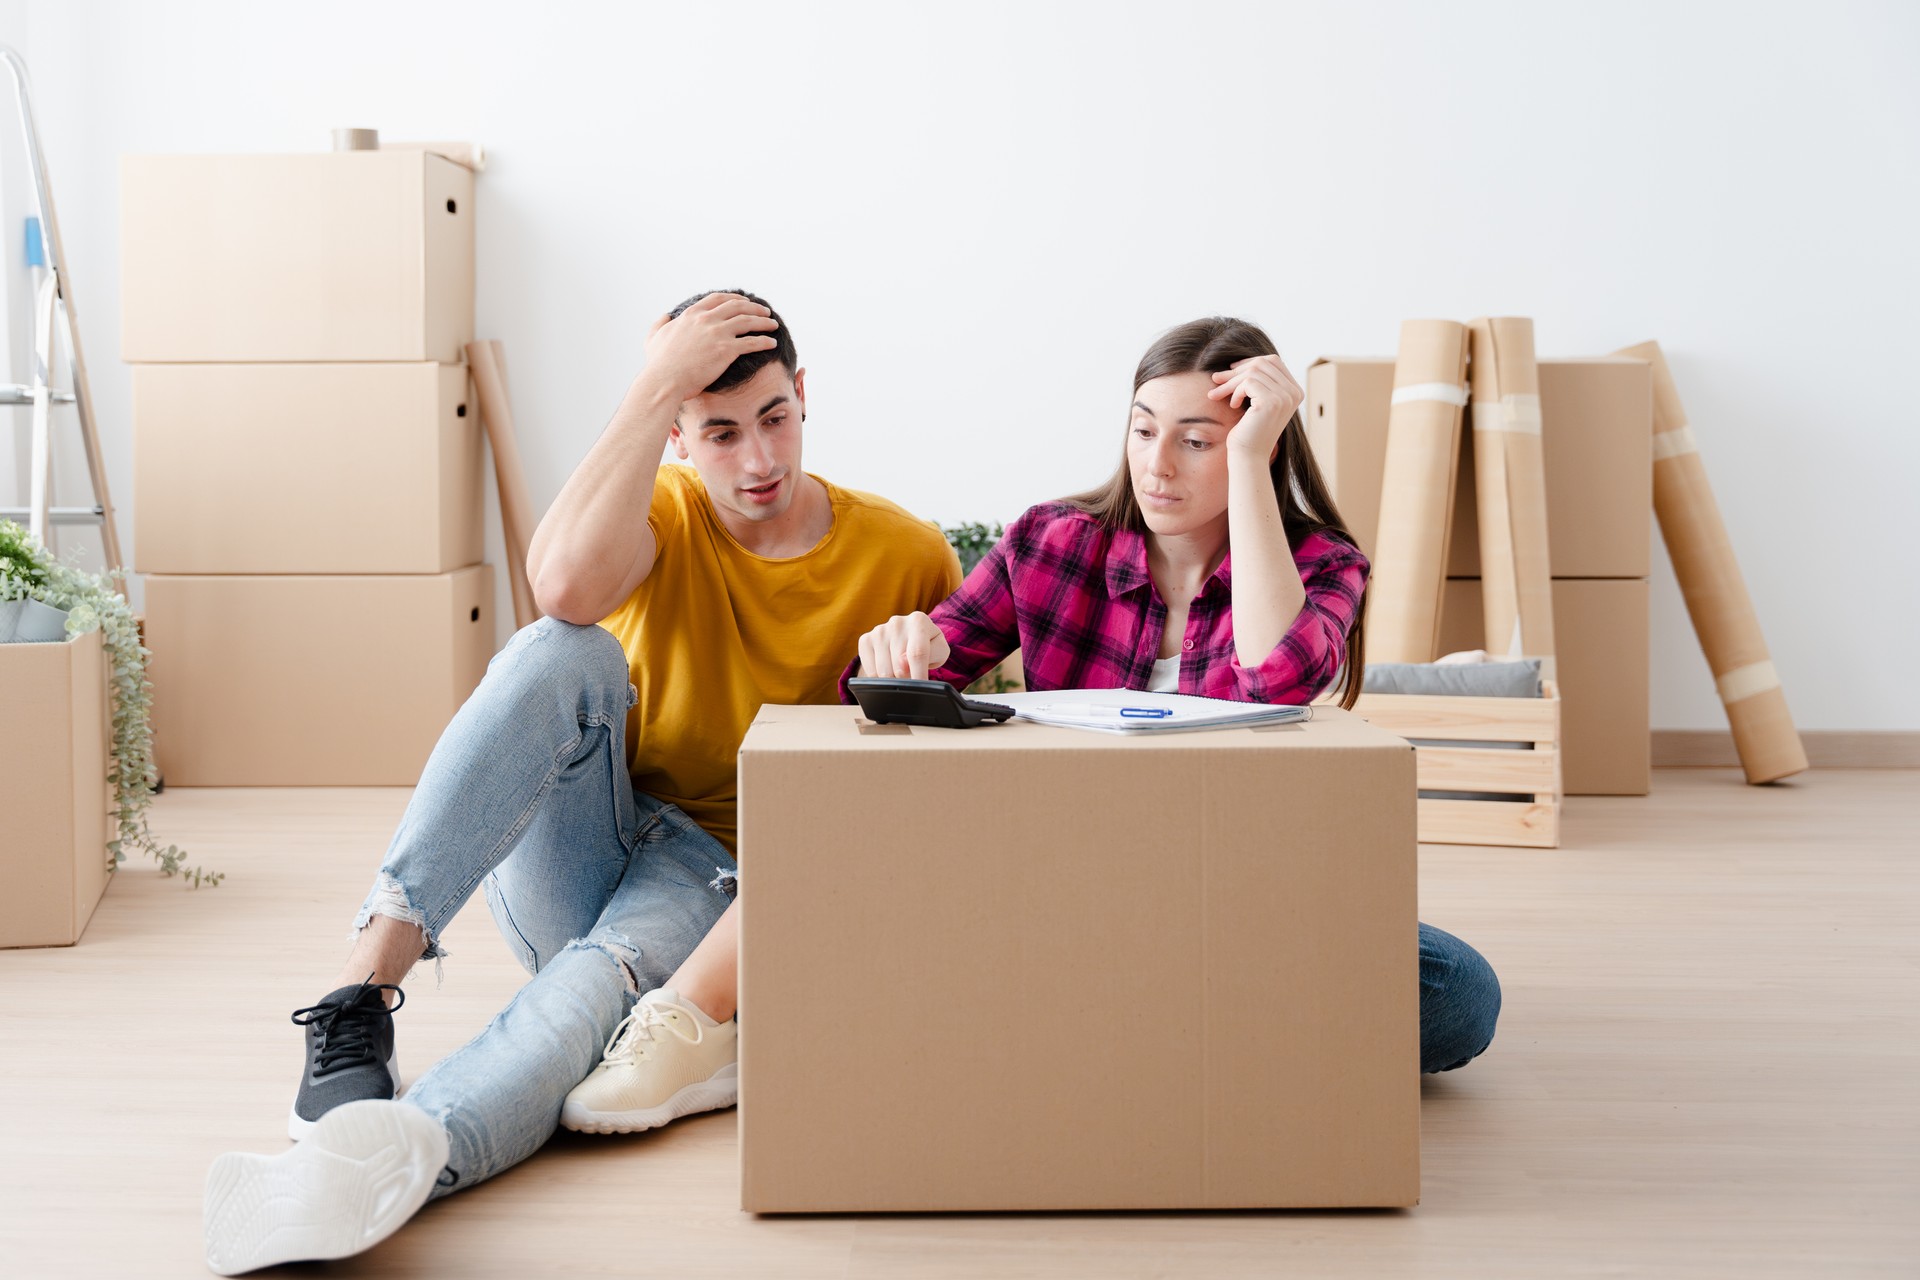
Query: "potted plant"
0 520 69 641
0 520 220 886
941 522 1022 695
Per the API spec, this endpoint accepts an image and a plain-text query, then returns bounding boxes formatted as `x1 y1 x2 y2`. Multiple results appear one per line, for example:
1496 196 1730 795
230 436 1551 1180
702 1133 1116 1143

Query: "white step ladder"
0 45 122 577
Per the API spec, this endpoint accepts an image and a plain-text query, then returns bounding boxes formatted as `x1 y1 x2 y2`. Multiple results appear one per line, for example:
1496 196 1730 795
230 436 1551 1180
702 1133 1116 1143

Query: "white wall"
3 0 1914 730
0 0 36 499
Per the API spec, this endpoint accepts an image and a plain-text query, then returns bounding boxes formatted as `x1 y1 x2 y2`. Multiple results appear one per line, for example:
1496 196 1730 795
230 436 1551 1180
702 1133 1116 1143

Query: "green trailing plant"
940 521 1021 695
943 521 1005 576
0 520 219 887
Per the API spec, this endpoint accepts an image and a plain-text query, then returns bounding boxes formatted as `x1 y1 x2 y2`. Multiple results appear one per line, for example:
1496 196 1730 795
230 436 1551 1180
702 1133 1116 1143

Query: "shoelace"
601 998 705 1068
291 978 405 1076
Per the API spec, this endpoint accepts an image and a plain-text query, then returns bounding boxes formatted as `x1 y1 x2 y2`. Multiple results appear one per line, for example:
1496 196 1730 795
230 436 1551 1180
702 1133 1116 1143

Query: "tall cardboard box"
1305 356 1652 578
134 363 484 574
0 631 114 947
120 151 475 363
738 704 1420 1211
1439 578 1650 795
143 567 494 785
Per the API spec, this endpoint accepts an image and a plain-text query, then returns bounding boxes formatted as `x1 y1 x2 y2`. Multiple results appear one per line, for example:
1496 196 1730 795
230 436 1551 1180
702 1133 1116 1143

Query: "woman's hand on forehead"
1208 354 1303 458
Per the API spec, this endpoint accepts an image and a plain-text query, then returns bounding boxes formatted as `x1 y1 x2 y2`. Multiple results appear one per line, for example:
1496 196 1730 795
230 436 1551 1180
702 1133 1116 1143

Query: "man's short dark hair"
668 289 798 394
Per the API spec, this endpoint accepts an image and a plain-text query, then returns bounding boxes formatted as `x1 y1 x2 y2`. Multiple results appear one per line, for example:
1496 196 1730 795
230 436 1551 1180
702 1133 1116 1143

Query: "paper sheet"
982 688 1313 735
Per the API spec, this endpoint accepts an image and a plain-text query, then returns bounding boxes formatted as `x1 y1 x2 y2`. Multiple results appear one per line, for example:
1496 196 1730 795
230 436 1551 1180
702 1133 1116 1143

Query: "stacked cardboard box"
121 151 494 784
1306 357 1653 794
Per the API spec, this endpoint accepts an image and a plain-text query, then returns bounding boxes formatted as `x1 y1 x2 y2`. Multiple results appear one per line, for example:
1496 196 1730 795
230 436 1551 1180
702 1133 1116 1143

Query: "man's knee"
489 617 632 706
516 615 626 668
560 928 644 997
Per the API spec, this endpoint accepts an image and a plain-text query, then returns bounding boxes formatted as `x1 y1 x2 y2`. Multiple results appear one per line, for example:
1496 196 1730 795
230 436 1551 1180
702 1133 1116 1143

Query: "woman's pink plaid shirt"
843 501 1369 705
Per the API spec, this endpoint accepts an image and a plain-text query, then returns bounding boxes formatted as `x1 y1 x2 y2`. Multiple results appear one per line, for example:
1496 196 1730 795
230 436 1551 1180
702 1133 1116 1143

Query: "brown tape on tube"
1469 317 1555 677
1368 319 1470 663
1615 340 1807 783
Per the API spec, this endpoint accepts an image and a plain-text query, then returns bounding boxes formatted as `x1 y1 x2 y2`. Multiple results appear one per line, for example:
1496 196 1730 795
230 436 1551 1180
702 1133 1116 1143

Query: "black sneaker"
288 979 404 1141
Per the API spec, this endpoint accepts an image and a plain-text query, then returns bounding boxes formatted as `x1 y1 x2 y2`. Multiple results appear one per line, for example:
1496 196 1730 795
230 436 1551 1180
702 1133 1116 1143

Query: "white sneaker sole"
560 1062 739 1134
204 1099 447 1276
287 1048 401 1142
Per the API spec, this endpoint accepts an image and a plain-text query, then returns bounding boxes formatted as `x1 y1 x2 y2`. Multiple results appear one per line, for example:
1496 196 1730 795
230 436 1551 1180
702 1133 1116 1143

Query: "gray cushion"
1361 660 1546 801
1362 659 1542 698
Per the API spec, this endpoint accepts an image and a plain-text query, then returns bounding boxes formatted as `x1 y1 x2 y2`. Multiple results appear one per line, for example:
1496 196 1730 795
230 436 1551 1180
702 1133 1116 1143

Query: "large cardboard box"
143 567 495 785
737 704 1420 1211
134 363 483 574
0 630 114 947
121 151 475 363
1305 357 1652 578
1439 578 1650 796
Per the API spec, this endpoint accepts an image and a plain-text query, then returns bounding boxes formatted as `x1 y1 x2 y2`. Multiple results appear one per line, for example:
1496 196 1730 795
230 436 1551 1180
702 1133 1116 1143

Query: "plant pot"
0 598 70 643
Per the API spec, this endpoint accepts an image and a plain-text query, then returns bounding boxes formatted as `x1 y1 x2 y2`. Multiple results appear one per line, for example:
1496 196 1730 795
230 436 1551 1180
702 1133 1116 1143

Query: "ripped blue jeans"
350 618 737 1197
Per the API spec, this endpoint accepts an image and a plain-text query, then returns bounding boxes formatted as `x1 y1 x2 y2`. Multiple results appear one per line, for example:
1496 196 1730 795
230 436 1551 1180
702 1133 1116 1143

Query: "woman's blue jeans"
1417 923 1502 1074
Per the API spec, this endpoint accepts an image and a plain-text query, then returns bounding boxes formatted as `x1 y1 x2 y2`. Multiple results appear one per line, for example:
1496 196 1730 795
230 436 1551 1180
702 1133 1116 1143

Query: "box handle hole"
456 403 467 417
446 198 458 214
470 607 480 622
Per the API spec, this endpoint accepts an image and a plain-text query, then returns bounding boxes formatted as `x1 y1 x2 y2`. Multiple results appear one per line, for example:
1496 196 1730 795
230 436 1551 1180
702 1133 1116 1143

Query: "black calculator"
847 678 1016 729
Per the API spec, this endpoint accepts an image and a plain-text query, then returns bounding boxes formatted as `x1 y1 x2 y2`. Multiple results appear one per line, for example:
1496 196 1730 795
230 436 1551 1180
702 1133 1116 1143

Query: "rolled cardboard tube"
465 341 541 631
487 341 543 630
1367 319 1470 664
1616 340 1806 784
1468 317 1555 677
331 128 379 151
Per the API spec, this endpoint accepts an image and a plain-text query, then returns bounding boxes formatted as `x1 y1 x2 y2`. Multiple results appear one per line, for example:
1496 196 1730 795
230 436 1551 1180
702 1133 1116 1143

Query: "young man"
201 292 961 1275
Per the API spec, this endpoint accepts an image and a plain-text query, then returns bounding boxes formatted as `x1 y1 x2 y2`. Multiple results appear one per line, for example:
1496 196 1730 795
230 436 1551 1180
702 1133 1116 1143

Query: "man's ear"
668 419 692 461
793 367 807 422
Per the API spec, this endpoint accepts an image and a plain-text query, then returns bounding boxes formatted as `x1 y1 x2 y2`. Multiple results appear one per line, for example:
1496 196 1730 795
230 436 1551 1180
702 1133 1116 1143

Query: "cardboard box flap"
742 704 1414 755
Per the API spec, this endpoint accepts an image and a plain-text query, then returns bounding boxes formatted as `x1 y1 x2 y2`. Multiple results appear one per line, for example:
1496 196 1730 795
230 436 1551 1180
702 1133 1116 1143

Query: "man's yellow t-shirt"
597 465 962 856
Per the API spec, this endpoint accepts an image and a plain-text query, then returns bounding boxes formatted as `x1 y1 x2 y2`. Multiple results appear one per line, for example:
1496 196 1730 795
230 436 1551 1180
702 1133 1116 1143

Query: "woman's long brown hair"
1066 317 1368 709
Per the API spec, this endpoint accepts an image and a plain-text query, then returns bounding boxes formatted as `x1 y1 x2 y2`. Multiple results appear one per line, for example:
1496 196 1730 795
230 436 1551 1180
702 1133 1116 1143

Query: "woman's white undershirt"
1147 654 1180 693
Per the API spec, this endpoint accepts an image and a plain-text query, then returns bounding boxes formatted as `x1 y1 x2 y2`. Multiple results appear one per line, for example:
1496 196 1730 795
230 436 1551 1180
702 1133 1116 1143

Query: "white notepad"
986 688 1313 735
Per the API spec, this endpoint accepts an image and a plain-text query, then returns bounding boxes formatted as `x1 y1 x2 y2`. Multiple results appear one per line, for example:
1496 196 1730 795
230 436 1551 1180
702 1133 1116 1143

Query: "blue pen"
1030 703 1176 718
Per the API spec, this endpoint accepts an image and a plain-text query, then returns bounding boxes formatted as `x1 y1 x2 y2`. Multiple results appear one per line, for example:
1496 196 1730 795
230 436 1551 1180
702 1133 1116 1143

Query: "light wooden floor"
3 770 1916 1278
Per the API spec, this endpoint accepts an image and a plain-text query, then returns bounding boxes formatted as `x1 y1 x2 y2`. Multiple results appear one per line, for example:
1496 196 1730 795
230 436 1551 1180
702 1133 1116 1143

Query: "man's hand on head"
639 294 781 405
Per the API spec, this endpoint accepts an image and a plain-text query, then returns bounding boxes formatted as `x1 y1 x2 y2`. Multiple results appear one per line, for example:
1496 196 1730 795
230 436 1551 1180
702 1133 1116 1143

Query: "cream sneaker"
560 988 738 1134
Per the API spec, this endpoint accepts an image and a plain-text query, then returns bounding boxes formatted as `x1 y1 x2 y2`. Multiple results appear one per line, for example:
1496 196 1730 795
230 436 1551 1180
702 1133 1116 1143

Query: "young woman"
854 316 1500 1074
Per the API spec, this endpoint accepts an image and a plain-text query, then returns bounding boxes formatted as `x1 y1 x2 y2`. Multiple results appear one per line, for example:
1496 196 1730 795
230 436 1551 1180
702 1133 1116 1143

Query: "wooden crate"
1351 681 1562 848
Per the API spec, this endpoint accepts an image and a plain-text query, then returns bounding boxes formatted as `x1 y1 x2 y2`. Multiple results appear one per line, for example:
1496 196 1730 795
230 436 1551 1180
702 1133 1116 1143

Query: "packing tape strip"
1470 394 1543 435
1653 424 1700 462
1716 659 1781 705
1391 382 1468 407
